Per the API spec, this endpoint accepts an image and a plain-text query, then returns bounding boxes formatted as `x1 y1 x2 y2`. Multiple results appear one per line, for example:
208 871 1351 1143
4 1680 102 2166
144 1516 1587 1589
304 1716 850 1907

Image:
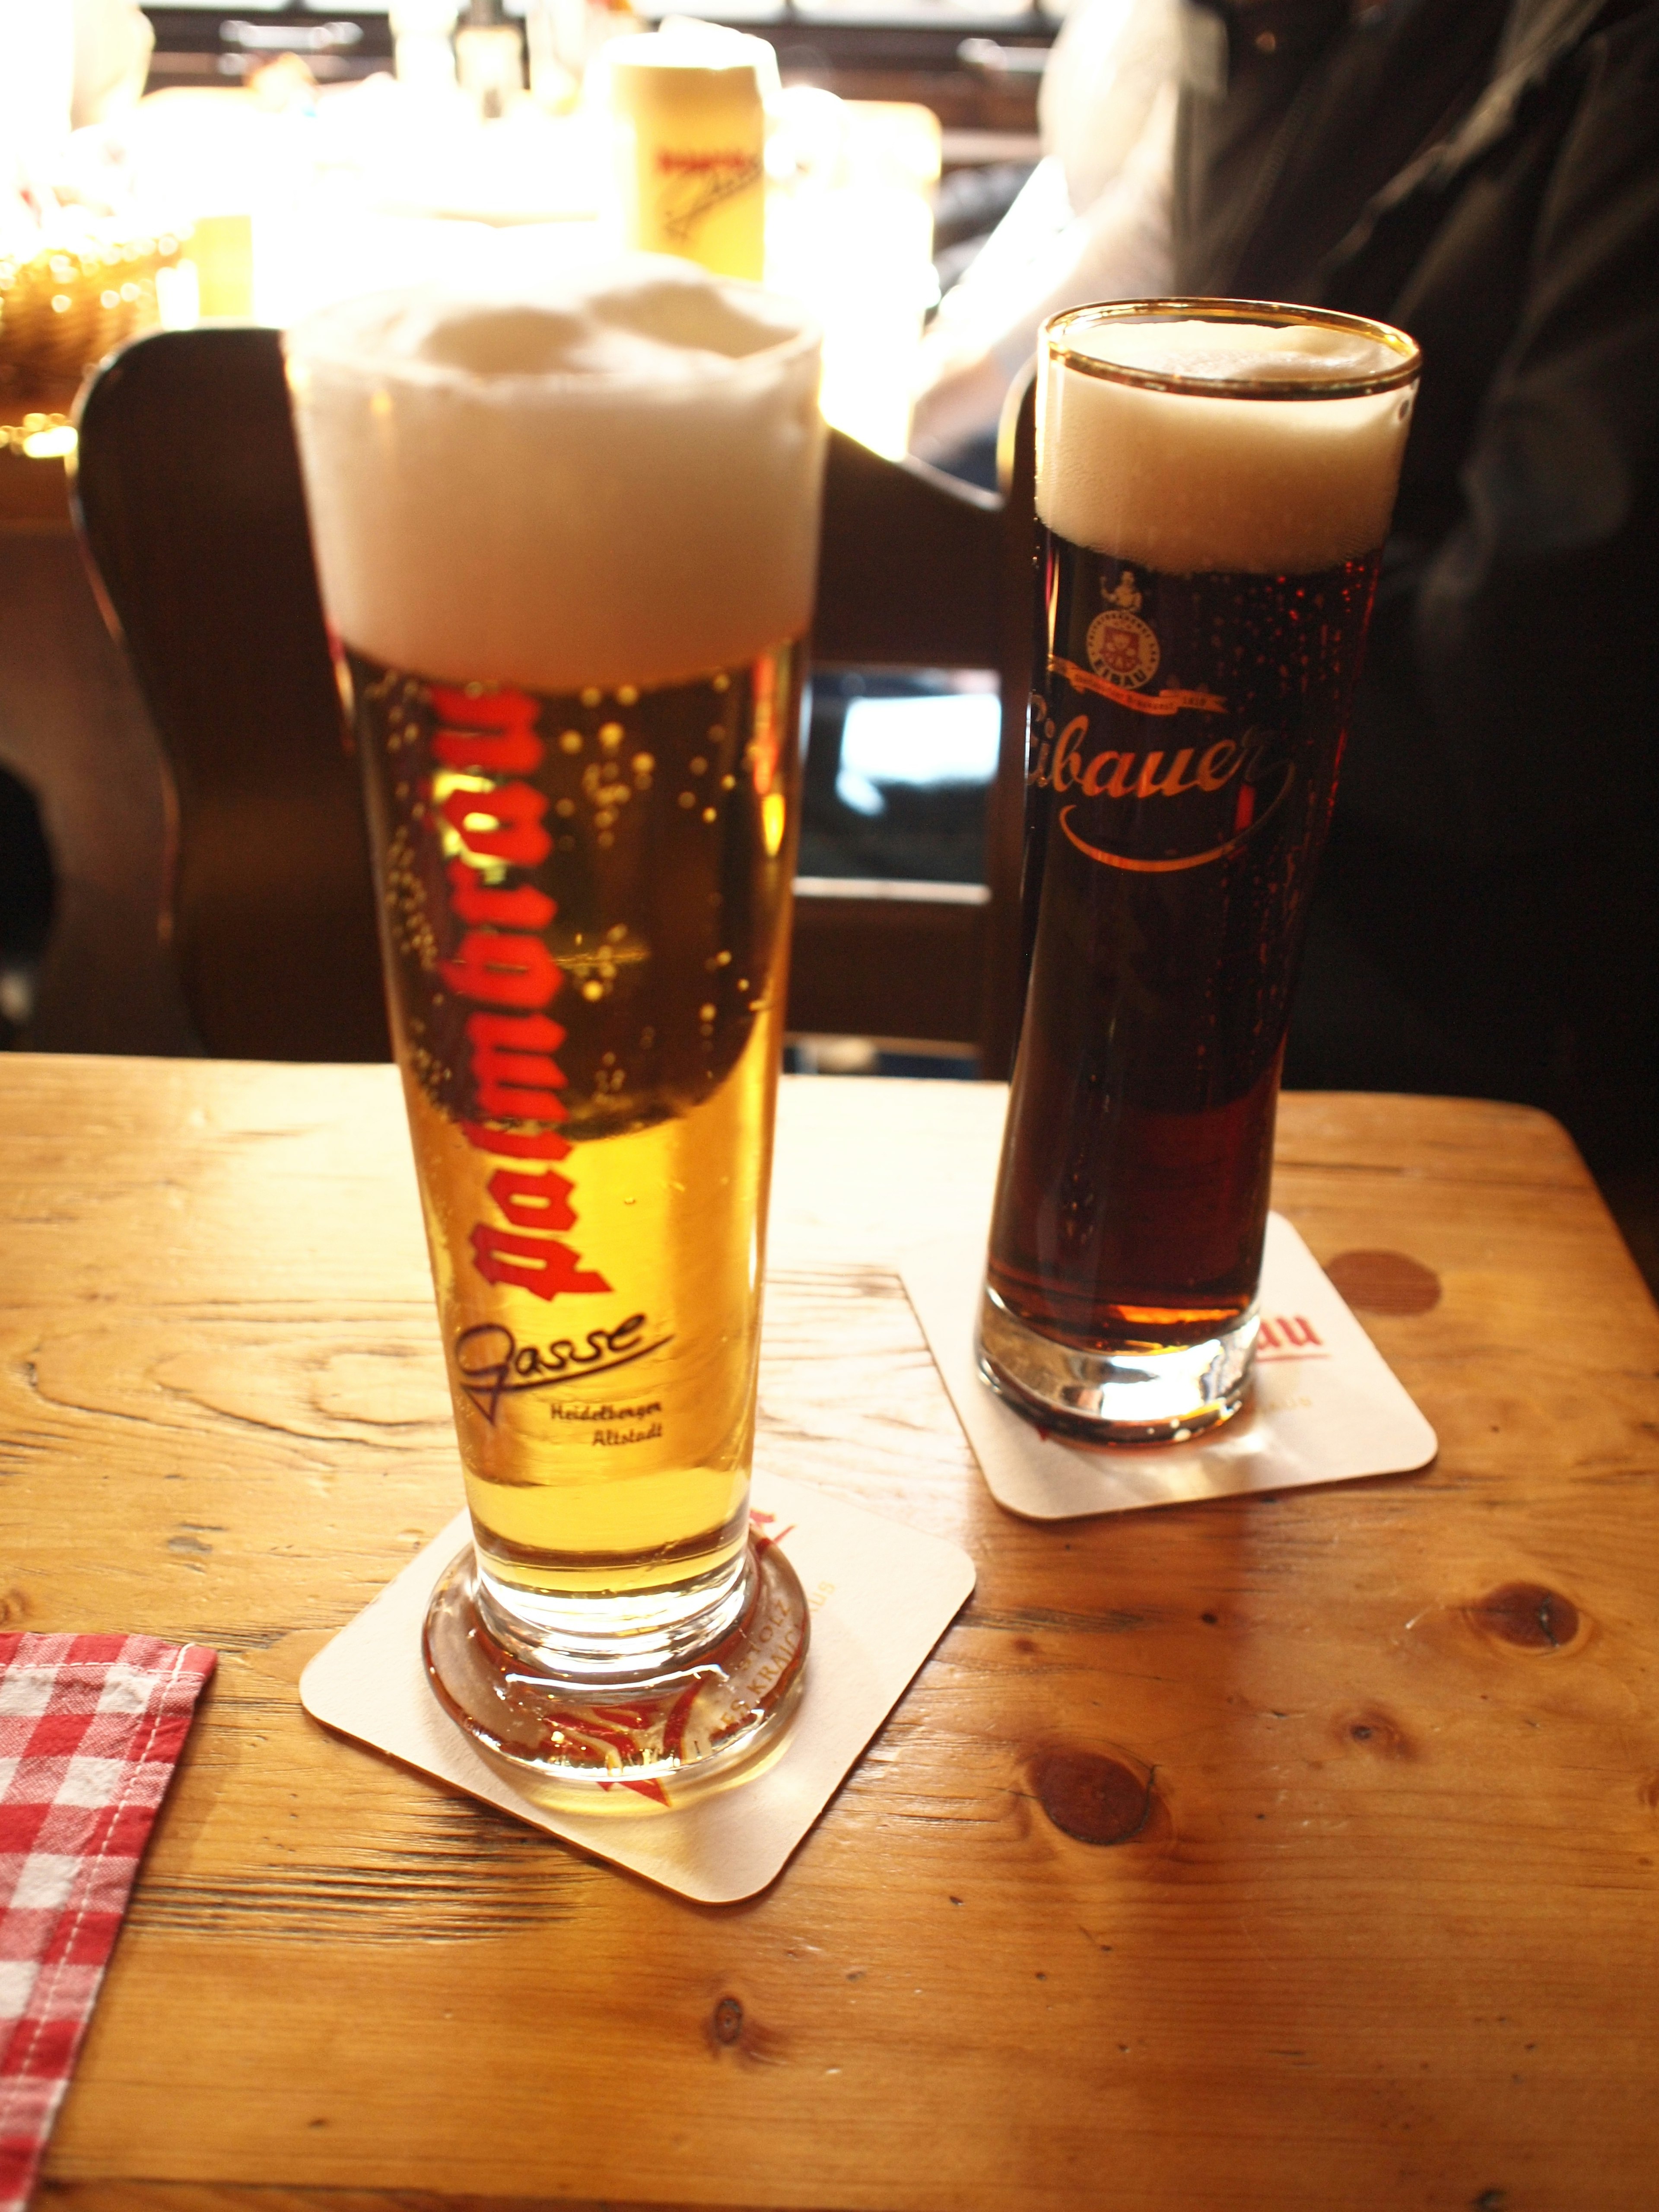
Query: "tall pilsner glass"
980 300 1420 1443
286 260 825 1793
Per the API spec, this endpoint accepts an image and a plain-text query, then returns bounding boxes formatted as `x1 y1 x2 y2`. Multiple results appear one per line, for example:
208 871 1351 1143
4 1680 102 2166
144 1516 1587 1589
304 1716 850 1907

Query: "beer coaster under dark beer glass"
285 257 826 1795
980 299 1421 1445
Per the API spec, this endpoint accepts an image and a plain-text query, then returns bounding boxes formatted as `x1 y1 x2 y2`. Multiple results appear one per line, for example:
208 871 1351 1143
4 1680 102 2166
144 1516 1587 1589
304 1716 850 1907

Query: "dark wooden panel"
0 504 193 1055
815 429 1003 671
787 882 986 1044
73 327 390 1062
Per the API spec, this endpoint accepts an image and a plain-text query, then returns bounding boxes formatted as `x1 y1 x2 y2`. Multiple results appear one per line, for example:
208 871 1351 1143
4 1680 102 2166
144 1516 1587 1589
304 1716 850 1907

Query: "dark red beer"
978 300 1418 1439
987 531 1380 1352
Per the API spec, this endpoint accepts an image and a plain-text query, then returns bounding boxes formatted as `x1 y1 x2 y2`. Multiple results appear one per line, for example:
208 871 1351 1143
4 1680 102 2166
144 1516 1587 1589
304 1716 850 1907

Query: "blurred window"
836 690 1000 817
801 671 998 886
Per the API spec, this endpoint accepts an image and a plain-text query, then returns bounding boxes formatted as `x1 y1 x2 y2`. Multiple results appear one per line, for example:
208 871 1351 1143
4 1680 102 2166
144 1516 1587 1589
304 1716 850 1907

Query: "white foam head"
286 254 824 692
1037 310 1418 575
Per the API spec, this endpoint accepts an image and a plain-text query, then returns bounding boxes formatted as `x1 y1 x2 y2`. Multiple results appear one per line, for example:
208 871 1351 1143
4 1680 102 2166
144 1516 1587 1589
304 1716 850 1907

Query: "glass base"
423 1535 809 1800
977 1285 1257 1444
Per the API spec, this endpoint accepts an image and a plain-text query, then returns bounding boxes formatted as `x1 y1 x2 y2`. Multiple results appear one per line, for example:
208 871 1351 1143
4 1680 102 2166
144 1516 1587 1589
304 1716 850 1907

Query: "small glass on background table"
286 256 826 1797
980 298 1421 1445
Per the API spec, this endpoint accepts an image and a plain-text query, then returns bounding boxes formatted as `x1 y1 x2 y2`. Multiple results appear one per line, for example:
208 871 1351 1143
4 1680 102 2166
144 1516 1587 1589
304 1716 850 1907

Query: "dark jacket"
1174 0 1659 1165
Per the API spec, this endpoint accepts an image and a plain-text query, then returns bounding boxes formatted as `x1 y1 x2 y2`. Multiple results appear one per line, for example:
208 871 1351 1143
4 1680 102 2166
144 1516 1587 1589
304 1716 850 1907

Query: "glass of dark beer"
286 257 825 1794
980 300 1420 1443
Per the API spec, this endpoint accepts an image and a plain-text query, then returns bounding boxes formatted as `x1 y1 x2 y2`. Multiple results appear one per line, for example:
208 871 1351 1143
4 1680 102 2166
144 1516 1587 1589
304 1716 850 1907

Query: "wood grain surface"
3 1058 1657 2212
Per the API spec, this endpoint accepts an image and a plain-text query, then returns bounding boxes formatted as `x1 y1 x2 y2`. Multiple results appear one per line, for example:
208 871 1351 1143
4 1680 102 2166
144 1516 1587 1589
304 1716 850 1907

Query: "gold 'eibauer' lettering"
1081 750 1135 799
1051 717 1089 791
1032 714 1261 804
1133 748 1199 799
1196 741 1238 791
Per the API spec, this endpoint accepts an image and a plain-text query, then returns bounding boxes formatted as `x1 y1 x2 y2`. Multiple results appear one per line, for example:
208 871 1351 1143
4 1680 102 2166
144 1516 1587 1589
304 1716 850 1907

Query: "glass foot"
977 1286 1257 1444
423 1535 809 1801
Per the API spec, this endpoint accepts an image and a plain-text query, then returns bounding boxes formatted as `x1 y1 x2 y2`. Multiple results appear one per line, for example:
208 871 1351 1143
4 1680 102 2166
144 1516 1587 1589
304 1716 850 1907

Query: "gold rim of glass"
1045 298 1422 401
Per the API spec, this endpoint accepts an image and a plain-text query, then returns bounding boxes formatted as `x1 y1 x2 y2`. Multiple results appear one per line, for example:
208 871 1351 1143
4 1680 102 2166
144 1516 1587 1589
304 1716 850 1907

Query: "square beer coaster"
901 1211 1437 1521
299 1473 973 1903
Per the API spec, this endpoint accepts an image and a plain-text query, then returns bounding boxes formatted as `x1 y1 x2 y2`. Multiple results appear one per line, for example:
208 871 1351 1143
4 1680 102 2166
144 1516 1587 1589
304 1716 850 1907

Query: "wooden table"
4 1055 1657 2212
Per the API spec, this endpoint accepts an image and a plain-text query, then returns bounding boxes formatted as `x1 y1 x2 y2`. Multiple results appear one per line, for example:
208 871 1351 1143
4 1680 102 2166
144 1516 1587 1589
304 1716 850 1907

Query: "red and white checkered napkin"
0 1634 215 2212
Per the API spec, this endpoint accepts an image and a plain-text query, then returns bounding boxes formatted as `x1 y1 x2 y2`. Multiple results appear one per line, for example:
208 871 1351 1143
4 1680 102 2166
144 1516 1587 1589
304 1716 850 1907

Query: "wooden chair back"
73 325 1034 1072
73 327 387 1060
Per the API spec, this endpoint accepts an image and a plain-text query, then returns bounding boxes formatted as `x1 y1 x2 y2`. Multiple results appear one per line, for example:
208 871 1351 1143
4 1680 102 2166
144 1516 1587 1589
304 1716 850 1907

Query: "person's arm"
909 0 1180 462
71 0 153 127
910 91 1176 463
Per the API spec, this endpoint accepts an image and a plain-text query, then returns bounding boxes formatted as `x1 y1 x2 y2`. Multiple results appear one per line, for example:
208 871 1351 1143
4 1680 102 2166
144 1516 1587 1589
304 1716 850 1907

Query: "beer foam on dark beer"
287 257 823 692
1039 318 1414 575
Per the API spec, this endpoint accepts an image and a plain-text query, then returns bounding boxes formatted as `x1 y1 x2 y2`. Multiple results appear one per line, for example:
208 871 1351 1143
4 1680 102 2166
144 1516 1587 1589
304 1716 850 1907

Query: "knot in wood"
1469 1583 1580 1651
1340 1708 1414 1759
1324 1249 1442 1315
1033 1748 1154 1846
712 1995 744 2045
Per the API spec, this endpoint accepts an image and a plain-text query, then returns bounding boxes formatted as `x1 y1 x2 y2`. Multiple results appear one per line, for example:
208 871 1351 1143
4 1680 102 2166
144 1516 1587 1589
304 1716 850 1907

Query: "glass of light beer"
980 300 1420 1443
286 258 825 1792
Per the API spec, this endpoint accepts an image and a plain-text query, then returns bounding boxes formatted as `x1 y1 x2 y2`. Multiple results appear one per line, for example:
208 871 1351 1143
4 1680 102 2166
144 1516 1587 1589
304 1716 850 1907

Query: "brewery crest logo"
1030 543 1298 874
1086 568 1159 692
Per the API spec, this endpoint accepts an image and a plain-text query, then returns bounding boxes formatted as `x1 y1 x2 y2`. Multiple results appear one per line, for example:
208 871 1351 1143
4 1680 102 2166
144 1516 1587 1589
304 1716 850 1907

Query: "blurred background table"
3 1054 1657 2210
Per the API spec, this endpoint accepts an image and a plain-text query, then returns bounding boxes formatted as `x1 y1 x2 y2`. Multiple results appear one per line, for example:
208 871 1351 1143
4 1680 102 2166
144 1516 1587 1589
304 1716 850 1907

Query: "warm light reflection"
765 97 941 460
19 424 78 461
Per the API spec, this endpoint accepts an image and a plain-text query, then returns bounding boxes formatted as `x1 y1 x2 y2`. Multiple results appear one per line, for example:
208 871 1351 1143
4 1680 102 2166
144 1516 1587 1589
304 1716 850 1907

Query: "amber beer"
286 257 825 1790
349 646 798 1595
981 301 1420 1441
